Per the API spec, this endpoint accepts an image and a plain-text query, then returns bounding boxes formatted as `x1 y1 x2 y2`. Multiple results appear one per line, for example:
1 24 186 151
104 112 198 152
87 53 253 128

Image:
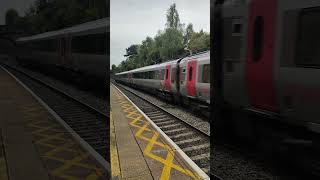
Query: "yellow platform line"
110 111 121 179
113 87 201 180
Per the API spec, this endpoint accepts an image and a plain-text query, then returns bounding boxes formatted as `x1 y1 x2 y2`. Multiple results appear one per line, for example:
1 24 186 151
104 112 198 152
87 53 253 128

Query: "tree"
5 9 19 26
15 0 107 35
35 0 48 13
115 3 210 72
184 23 194 45
188 30 210 53
111 64 118 74
124 44 139 57
166 3 182 30
157 28 184 61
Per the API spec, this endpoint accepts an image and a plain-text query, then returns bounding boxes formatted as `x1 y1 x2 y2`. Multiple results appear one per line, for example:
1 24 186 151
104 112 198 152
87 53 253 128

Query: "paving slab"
0 66 108 180
111 84 203 180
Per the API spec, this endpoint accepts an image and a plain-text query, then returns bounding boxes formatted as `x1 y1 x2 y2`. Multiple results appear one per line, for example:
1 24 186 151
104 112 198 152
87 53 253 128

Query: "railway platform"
0 65 109 179
110 84 208 180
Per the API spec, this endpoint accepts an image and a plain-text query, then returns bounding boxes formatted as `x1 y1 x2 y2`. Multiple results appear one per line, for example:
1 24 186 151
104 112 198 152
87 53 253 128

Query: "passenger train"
218 0 320 144
115 51 210 109
15 18 109 91
117 0 320 148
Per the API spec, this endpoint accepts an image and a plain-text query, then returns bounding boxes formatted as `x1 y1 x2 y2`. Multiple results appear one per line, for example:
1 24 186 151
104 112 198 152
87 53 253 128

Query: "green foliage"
184 23 194 45
8 0 107 35
157 28 184 60
114 3 210 73
166 3 182 30
110 64 118 74
125 44 139 57
5 9 19 26
188 30 210 53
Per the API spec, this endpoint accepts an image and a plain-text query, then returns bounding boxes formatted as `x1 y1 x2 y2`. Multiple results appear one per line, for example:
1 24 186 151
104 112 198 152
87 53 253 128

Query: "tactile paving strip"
21 102 108 180
113 87 201 180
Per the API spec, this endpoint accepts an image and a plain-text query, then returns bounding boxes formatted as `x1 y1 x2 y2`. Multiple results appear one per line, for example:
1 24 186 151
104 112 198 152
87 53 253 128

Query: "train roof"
180 50 210 64
115 59 179 76
16 18 109 42
115 50 210 76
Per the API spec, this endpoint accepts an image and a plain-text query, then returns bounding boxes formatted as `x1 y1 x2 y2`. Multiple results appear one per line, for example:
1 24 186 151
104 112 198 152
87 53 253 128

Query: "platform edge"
0 65 111 177
112 83 210 180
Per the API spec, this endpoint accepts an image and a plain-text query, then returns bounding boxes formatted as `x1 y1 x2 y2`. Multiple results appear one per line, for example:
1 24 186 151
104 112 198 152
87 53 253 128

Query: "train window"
233 24 242 33
180 67 186 82
142 72 146 79
154 71 159 79
150 71 155 79
296 9 320 67
160 69 165 80
253 16 264 62
166 69 169 79
189 67 193 81
232 18 243 36
28 39 57 52
202 64 210 83
171 68 176 84
72 33 107 54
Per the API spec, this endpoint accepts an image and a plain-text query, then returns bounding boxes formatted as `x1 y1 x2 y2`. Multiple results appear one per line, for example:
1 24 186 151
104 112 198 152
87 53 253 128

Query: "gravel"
211 142 278 180
2 59 108 115
114 82 305 180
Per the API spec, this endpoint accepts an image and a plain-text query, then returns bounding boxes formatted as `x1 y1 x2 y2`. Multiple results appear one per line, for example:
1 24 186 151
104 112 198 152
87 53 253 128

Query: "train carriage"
179 51 210 105
15 18 109 88
221 0 320 133
115 51 210 108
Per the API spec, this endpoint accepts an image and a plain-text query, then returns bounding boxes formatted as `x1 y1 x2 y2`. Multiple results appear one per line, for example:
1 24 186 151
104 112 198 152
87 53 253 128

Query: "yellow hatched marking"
113 88 201 180
20 105 106 179
0 158 8 180
110 111 121 178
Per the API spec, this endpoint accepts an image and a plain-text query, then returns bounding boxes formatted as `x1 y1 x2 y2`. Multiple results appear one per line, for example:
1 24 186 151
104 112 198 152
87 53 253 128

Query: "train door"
128 73 132 84
59 35 71 67
59 37 66 65
186 60 197 97
165 65 171 91
65 36 72 67
246 0 277 112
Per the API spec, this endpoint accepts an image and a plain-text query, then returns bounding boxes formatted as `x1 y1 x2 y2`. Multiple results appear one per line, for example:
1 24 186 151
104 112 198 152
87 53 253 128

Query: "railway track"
2 64 109 165
113 82 211 175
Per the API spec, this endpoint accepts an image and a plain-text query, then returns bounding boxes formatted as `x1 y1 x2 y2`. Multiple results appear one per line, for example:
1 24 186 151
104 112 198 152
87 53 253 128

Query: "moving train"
218 0 320 144
15 18 109 90
115 51 210 109
117 0 320 148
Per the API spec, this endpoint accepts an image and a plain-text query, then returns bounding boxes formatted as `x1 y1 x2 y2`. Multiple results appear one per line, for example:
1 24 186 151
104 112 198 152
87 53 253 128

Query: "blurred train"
115 51 210 109
217 0 320 144
15 18 109 90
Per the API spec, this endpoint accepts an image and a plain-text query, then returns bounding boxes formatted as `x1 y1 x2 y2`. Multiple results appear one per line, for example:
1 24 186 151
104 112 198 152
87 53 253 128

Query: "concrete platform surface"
0 65 108 179
110 84 205 180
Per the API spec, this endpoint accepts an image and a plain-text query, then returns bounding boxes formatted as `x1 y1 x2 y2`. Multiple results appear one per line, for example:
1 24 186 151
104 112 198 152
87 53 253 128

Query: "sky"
110 0 210 67
0 0 36 25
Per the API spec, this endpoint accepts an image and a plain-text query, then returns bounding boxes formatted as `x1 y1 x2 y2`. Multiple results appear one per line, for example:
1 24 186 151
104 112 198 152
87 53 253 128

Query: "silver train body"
220 0 320 138
115 51 210 107
15 18 109 84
